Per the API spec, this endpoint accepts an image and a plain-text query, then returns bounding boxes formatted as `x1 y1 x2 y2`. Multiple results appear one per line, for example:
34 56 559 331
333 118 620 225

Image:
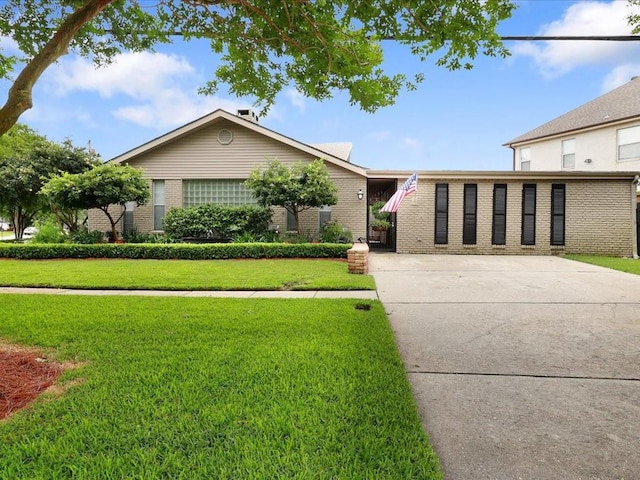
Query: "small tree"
41 163 150 242
245 159 338 234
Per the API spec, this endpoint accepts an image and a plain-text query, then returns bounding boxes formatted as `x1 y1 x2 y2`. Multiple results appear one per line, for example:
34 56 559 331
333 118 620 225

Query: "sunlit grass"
0 258 375 290
0 295 441 479
565 255 640 275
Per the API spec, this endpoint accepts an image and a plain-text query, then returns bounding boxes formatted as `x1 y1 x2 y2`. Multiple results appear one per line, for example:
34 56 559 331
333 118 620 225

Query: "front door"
367 178 397 252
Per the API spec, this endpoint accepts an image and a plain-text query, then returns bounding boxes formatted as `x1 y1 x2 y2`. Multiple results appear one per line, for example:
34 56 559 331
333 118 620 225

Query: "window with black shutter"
434 183 448 244
492 184 507 245
463 184 477 245
551 184 566 246
521 184 536 245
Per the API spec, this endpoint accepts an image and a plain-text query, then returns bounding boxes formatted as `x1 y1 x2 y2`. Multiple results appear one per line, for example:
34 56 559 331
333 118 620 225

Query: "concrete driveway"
369 254 640 480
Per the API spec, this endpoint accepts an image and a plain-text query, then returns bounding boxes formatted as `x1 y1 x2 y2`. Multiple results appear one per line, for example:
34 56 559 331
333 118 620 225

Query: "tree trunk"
0 0 116 136
100 207 119 243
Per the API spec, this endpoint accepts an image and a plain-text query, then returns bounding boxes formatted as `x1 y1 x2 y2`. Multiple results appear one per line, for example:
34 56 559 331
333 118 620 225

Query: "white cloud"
368 130 392 142
401 136 424 153
512 1 640 77
285 89 307 112
46 51 247 128
601 63 640 92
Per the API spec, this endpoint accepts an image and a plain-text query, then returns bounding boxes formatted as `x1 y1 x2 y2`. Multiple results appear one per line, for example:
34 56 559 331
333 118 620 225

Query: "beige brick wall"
397 179 634 256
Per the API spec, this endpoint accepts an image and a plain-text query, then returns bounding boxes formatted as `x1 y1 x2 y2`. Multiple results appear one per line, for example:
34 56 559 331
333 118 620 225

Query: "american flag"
380 173 418 213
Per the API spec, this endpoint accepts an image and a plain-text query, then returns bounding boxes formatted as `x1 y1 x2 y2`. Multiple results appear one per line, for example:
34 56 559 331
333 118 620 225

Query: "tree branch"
0 0 116 136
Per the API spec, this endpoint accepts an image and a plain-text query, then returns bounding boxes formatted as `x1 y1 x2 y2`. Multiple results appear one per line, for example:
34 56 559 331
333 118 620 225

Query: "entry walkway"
369 254 640 480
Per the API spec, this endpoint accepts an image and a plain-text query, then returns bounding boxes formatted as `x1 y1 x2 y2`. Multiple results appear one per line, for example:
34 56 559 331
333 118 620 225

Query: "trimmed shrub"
0 242 351 260
163 204 272 240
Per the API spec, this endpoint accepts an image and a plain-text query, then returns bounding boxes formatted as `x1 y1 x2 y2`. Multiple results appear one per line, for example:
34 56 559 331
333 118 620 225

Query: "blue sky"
5 0 640 171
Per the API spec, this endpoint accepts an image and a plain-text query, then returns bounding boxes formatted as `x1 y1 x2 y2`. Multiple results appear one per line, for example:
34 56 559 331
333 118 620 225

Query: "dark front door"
637 204 640 254
367 178 397 252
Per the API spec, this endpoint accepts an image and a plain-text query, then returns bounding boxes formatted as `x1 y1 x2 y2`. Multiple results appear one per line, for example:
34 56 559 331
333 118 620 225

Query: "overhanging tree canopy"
0 0 516 135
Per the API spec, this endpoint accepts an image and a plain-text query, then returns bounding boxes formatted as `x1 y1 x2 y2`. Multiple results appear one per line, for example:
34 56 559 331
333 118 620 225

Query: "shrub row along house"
89 107 639 257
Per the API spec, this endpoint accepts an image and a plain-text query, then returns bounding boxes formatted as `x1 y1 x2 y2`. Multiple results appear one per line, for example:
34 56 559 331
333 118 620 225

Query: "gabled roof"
109 109 367 176
505 77 640 146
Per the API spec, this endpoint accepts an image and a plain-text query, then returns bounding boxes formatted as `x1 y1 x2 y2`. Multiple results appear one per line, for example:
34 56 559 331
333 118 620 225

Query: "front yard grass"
0 258 375 290
0 295 441 479
565 255 640 275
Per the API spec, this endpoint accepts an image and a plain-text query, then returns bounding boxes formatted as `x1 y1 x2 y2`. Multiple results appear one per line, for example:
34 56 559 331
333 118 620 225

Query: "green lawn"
565 255 640 275
0 258 375 290
0 295 441 479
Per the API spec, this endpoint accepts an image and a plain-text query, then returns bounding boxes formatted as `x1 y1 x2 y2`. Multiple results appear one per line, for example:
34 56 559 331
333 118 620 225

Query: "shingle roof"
504 77 640 146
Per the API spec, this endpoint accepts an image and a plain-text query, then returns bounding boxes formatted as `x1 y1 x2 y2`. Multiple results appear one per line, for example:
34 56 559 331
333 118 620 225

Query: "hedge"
0 243 352 260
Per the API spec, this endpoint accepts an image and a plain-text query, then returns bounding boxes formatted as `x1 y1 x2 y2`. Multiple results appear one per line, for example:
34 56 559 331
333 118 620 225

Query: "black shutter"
463 184 477 245
435 183 448 244
521 184 536 245
492 184 507 245
551 184 566 246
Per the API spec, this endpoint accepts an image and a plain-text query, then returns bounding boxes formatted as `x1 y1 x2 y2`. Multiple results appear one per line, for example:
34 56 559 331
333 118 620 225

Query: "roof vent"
237 109 259 123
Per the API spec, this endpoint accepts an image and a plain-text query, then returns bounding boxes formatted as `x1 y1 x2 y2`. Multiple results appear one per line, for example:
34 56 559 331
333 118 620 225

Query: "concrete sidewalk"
0 286 378 299
369 254 640 480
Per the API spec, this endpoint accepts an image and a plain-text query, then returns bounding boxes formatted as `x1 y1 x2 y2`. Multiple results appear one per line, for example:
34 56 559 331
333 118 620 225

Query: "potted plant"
370 201 391 231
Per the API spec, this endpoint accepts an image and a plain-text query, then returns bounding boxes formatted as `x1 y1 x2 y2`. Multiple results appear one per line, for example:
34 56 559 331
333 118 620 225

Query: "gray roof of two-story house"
504 76 640 146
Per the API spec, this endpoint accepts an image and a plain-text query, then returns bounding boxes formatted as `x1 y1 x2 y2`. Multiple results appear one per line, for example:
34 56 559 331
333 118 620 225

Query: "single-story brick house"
89 109 639 256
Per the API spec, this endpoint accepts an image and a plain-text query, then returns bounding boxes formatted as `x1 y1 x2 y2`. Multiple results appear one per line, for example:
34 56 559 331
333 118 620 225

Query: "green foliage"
320 220 353 243
163 204 272 241
31 217 67 244
246 159 338 233
0 0 515 134
41 163 150 242
370 200 391 230
122 229 169 244
0 125 98 239
0 242 352 260
70 228 105 244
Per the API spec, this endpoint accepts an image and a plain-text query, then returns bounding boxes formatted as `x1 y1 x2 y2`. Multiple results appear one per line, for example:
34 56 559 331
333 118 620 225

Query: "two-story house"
505 77 640 172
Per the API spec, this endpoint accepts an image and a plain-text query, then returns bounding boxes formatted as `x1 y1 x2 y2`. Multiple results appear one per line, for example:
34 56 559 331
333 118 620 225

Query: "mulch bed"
0 345 63 420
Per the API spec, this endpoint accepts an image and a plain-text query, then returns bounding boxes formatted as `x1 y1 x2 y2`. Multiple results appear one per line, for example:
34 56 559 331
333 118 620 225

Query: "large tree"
41 163 150 242
0 1 516 135
245 159 338 234
0 124 98 239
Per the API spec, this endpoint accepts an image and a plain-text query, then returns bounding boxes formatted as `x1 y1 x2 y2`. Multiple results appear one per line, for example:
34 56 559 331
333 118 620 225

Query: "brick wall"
396 178 634 256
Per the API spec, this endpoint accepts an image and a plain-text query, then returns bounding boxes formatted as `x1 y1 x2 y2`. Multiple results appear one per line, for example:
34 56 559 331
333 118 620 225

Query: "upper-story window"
519 147 531 171
561 139 575 169
617 125 640 162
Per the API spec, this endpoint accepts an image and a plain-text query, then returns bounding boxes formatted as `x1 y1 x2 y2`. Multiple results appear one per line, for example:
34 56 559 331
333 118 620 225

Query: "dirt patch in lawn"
0 341 70 421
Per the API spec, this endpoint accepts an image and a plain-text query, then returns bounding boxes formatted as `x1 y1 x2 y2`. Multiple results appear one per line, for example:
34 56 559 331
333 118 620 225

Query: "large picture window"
183 180 257 207
492 184 507 245
551 184 566 246
521 184 536 246
434 183 448 245
617 125 640 162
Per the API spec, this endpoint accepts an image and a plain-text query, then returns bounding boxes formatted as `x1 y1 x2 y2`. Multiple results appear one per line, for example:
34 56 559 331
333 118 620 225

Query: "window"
551 184 566 246
152 180 165 231
319 205 331 230
463 184 477 245
561 139 575 169
617 125 640 162
521 184 536 246
519 148 531 171
434 183 448 245
182 180 257 207
123 201 135 234
492 184 507 245
286 210 297 231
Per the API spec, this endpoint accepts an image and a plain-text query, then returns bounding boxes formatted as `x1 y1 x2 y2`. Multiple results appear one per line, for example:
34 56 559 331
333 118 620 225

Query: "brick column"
347 243 369 274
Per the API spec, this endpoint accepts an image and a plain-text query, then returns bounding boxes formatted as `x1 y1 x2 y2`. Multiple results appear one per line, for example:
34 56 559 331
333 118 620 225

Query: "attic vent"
236 109 259 123
217 128 233 145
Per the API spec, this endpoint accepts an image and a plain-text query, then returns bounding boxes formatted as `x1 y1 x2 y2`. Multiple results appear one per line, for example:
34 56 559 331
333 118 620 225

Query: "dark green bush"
71 229 105 244
0 242 351 260
163 204 272 240
320 220 353 243
122 229 170 244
